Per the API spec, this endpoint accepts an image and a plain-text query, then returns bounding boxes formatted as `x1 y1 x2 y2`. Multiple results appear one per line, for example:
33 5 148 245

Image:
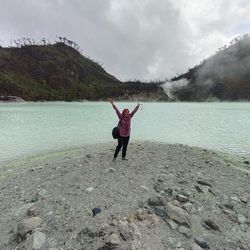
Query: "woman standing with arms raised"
109 98 140 161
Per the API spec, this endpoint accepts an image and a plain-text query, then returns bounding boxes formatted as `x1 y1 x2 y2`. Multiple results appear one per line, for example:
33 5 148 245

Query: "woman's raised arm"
130 103 140 117
108 98 122 118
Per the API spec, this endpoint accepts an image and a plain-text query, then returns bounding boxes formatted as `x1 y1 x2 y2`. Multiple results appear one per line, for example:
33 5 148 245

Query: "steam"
194 35 250 88
161 79 189 100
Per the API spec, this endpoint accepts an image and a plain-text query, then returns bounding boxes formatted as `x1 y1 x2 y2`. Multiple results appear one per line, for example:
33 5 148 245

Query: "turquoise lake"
0 102 250 162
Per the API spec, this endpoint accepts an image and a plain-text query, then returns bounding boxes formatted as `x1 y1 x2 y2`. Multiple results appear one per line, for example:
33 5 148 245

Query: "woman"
109 98 140 160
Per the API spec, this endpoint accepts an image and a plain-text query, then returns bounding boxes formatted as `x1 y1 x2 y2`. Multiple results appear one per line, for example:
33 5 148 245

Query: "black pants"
114 135 130 158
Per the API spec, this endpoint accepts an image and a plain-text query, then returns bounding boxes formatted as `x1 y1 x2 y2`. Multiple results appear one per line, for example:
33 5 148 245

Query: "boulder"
165 202 191 228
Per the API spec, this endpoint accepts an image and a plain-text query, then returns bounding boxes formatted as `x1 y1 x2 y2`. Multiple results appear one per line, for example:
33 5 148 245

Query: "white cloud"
0 0 249 81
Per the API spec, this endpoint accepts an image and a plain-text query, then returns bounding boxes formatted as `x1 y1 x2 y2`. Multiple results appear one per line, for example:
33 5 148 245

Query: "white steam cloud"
162 79 189 100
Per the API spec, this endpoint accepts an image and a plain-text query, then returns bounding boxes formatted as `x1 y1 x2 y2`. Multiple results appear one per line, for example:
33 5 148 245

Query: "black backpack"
112 116 123 139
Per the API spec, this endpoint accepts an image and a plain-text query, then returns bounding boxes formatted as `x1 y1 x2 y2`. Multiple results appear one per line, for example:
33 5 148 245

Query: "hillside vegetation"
0 42 167 101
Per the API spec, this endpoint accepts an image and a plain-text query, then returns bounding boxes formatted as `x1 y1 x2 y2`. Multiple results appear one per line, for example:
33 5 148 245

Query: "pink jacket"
112 104 139 137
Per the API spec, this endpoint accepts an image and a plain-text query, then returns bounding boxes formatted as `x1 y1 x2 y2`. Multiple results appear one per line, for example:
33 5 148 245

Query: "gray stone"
222 209 238 223
237 214 246 224
148 196 164 206
107 233 121 246
190 243 203 250
231 195 241 202
178 225 191 237
24 231 46 249
182 202 197 214
223 203 234 210
167 219 178 230
17 217 43 238
27 207 40 217
119 230 130 241
204 219 220 231
139 185 150 192
14 203 34 218
165 202 191 228
176 194 189 202
239 192 249 203
195 185 209 193
194 236 210 249
197 180 212 187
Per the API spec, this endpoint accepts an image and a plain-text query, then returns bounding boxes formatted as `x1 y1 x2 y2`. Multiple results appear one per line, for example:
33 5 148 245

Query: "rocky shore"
0 96 25 103
0 142 249 250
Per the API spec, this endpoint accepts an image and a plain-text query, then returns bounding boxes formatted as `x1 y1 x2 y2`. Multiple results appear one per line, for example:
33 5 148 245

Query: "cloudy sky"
0 0 249 81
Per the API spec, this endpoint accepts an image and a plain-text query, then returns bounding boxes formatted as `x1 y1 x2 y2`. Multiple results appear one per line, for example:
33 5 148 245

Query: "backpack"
112 116 123 139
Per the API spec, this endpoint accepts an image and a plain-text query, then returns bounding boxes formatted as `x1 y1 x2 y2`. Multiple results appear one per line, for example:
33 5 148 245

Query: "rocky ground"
0 142 249 250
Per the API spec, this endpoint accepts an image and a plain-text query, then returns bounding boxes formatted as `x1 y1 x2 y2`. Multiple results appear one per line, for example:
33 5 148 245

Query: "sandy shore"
0 141 249 250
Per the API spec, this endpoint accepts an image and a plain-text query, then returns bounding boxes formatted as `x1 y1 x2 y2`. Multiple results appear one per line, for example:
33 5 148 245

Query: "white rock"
25 231 46 249
139 185 150 192
231 195 241 202
108 233 121 246
167 219 178 230
86 187 94 192
237 214 246 224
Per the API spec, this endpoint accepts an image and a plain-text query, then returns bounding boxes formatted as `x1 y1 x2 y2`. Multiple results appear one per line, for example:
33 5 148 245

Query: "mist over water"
0 102 250 163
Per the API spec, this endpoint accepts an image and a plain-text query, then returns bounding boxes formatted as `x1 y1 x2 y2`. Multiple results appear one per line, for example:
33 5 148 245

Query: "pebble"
148 214 160 224
27 206 40 217
119 230 130 241
148 196 164 206
204 219 220 231
237 214 246 224
222 209 238 223
194 236 210 249
176 194 189 202
17 217 43 238
167 219 178 230
182 202 197 214
190 242 203 250
230 195 241 202
178 225 191 237
107 233 121 246
25 231 46 250
139 185 150 192
196 180 212 187
86 187 94 192
239 192 249 203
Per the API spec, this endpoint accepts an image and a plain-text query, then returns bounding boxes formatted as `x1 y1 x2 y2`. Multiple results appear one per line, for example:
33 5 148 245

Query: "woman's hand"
108 98 113 105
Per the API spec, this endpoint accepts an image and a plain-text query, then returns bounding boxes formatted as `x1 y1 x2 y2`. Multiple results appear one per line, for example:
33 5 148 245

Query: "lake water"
0 102 250 162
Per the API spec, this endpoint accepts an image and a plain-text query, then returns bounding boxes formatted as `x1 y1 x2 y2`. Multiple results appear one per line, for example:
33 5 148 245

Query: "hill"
170 35 250 101
0 42 168 101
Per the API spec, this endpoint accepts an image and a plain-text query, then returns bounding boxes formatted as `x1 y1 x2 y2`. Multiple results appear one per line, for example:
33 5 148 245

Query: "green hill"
0 42 168 101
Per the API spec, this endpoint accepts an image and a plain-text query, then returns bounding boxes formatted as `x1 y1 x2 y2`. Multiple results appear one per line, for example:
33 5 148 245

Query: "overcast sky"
0 0 249 81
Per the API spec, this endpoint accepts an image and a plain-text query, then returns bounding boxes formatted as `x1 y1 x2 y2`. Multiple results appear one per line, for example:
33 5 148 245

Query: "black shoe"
122 157 128 161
